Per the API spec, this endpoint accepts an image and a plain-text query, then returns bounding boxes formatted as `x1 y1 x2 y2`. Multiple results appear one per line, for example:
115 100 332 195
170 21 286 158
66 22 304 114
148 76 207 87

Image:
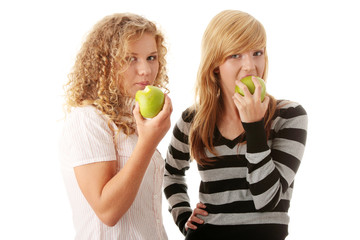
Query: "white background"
1 0 359 239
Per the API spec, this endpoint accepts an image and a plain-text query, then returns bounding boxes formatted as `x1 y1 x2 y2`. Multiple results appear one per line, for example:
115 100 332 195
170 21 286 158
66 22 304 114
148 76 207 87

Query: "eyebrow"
129 51 158 55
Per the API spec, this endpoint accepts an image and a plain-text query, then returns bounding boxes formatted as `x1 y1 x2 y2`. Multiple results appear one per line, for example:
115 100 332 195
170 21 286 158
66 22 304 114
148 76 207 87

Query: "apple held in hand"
135 85 165 118
235 76 266 102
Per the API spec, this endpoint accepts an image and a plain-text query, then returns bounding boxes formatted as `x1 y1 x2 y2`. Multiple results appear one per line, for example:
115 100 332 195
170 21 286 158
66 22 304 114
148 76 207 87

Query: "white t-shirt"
59 106 168 240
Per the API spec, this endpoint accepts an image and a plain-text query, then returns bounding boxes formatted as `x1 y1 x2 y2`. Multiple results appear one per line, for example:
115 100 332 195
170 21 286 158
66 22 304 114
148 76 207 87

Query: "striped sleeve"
163 109 193 235
243 102 308 211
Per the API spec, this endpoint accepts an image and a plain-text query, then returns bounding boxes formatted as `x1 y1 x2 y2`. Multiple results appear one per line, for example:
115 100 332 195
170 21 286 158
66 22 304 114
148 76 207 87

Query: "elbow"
90 195 132 226
101 217 118 227
97 209 124 227
104 221 117 227
254 189 282 212
254 198 280 212
256 201 278 212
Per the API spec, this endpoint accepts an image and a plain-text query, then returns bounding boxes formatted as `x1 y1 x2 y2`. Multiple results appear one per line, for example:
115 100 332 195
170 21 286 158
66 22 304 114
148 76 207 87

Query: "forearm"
164 147 193 232
97 139 156 226
243 119 287 210
243 105 307 211
96 97 172 225
164 115 193 234
164 171 192 233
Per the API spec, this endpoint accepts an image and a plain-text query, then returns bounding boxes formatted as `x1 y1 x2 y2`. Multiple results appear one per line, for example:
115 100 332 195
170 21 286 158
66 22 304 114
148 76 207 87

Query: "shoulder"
272 100 308 133
172 106 196 141
63 105 115 136
65 106 109 126
67 105 102 119
181 106 196 123
60 106 117 167
175 106 196 127
276 100 307 119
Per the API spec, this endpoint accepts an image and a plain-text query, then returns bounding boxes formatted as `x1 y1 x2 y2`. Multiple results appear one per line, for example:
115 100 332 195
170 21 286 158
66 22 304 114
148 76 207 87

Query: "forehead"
233 37 266 53
128 33 157 52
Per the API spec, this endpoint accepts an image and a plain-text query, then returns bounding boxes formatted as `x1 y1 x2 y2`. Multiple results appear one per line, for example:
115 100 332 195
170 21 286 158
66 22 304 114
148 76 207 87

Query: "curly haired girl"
60 13 172 239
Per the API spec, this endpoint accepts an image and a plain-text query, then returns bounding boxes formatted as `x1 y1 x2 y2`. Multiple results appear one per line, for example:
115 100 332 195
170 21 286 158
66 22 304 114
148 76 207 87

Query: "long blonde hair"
189 10 277 165
64 13 168 135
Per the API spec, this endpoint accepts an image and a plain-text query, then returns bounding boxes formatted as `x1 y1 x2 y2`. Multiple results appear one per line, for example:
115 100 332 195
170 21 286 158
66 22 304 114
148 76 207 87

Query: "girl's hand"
233 76 270 123
186 202 208 231
133 94 172 149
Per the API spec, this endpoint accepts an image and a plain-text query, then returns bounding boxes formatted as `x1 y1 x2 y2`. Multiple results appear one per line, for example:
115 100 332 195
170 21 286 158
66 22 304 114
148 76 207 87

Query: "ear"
213 67 219 74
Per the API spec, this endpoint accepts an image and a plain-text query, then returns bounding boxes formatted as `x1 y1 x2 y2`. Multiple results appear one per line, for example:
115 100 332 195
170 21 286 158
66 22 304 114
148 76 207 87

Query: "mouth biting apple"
235 76 266 102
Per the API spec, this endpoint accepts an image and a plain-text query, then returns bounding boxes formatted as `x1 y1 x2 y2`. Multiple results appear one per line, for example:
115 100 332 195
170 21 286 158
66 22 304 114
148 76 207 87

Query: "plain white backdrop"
1 0 359 239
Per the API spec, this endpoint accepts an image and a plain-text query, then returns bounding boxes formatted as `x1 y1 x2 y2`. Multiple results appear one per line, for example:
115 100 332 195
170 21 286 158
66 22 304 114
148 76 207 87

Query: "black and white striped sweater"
163 100 308 239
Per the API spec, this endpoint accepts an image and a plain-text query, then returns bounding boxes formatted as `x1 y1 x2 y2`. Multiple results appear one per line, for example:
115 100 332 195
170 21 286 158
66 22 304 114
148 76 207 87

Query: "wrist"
136 136 157 154
242 119 269 153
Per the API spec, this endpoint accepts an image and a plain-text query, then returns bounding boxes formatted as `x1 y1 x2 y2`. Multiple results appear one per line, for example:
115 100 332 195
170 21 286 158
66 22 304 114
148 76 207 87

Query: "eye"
254 51 264 56
126 56 136 62
147 55 157 61
229 54 241 59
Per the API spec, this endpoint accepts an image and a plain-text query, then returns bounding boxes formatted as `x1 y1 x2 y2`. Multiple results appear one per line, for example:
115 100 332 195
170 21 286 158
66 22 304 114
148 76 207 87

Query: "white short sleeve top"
60 106 167 240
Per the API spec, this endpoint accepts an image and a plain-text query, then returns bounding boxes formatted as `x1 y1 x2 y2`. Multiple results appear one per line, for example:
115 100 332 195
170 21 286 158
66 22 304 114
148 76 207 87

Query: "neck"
218 92 241 122
216 93 244 140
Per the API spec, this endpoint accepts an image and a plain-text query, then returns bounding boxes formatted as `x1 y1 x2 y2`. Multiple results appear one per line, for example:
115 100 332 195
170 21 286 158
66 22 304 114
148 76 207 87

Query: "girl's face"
121 33 159 98
218 49 265 97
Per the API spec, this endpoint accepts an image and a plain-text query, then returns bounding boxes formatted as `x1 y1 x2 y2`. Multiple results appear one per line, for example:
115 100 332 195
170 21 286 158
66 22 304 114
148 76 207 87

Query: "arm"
74 95 172 226
163 110 194 235
234 78 308 210
243 103 307 210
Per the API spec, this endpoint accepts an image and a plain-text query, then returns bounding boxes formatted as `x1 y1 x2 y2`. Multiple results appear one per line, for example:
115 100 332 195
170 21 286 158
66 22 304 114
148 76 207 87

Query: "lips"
240 74 256 79
137 81 150 88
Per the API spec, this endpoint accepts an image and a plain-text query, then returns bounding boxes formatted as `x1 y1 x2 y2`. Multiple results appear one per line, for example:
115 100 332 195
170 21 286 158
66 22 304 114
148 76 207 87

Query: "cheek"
152 62 160 78
120 67 135 88
219 62 234 80
219 63 237 91
122 65 133 78
256 58 266 75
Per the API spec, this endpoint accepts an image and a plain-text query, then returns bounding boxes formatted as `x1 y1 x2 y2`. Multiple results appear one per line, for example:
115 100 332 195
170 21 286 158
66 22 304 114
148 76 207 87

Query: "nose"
137 60 151 76
242 53 255 72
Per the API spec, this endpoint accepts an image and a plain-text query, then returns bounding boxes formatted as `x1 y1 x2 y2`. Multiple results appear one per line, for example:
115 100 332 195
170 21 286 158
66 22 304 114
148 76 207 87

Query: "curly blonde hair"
64 13 168 135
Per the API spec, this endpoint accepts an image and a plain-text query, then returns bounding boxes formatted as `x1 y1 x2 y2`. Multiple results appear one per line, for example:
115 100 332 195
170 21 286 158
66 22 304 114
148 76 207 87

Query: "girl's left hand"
233 76 270 123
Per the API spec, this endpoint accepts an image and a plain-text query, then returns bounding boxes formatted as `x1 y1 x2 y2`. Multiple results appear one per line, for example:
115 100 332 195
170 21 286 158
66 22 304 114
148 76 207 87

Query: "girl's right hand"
233 77 270 123
186 202 208 231
133 94 172 148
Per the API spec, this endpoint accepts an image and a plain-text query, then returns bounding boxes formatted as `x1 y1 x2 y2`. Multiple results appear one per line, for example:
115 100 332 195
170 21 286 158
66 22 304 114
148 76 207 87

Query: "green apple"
235 76 266 102
135 85 165 118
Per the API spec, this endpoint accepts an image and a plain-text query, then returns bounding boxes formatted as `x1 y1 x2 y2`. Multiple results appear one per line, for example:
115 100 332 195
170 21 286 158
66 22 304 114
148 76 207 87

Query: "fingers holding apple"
235 76 266 102
235 79 253 100
233 76 269 123
133 86 172 146
252 76 266 103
